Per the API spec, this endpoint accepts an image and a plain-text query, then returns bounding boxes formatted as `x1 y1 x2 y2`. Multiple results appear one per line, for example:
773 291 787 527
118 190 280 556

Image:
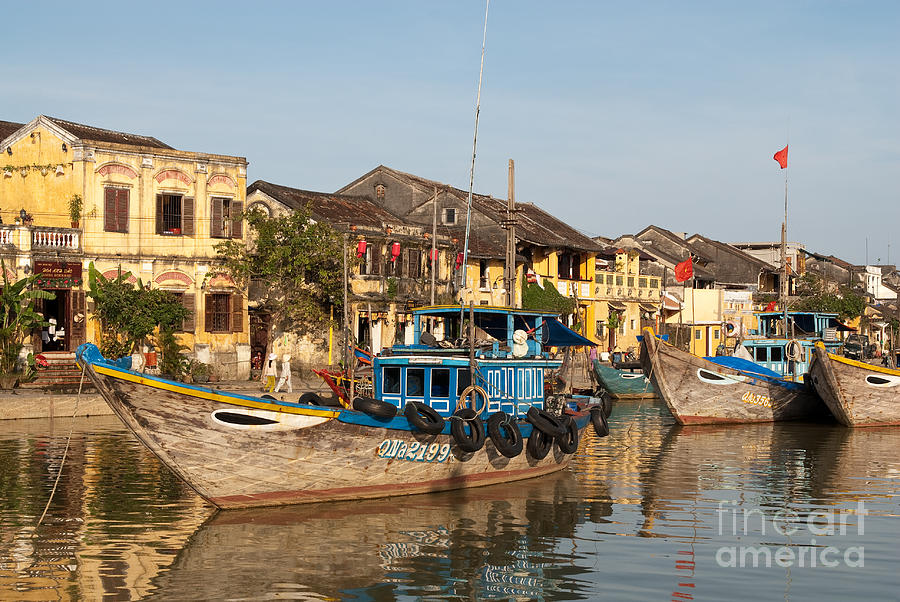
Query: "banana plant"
0 261 55 375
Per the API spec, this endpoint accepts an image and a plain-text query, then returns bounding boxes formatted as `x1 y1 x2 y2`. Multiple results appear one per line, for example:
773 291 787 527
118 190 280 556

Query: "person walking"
262 353 278 392
274 354 293 393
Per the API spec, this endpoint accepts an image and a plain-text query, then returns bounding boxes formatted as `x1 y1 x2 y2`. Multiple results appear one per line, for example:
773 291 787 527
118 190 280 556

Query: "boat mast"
460 0 490 293
781 162 789 338
504 159 517 307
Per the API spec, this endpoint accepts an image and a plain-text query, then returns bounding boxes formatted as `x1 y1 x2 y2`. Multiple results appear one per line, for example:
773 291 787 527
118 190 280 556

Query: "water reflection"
1 404 898 601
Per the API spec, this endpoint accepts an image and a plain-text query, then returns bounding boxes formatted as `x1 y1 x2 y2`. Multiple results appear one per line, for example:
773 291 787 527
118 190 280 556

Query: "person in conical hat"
274 354 293 393
262 353 278 392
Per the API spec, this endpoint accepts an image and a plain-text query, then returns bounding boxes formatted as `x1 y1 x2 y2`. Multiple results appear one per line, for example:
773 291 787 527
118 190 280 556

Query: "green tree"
214 205 343 335
86 263 188 358
0 265 54 375
790 272 867 320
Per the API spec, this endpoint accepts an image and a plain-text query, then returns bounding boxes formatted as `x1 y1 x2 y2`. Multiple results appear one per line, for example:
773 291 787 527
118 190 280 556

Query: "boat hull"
83 355 590 509
808 345 900 427
592 359 658 400
640 329 823 425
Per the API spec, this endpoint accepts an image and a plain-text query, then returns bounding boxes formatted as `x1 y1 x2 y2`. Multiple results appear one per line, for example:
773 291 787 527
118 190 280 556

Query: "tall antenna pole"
504 159 517 307
460 0 490 292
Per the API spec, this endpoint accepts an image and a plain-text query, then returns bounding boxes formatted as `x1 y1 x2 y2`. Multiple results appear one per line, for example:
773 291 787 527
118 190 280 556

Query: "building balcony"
0 225 82 253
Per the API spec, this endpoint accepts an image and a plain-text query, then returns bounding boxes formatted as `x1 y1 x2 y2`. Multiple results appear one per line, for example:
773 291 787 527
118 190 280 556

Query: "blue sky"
3 1 897 265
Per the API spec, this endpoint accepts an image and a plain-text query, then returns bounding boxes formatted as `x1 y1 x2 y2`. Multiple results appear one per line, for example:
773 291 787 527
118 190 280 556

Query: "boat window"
754 347 768 362
407 368 425 396
383 366 401 394
457 368 471 395
770 346 783 362
431 368 450 398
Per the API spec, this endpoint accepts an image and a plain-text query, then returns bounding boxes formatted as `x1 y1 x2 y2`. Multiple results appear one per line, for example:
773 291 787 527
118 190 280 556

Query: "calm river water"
1 402 898 600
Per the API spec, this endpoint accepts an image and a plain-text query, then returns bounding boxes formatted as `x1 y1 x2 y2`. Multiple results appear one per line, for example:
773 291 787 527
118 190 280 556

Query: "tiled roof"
0 120 24 141
366 165 602 253
45 116 173 149
248 180 401 229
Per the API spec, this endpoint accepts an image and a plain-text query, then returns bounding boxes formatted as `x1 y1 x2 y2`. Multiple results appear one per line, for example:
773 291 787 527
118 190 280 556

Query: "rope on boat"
33 362 87 534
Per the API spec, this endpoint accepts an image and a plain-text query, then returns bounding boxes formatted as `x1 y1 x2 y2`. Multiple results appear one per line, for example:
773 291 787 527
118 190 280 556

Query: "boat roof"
409 304 561 318
756 311 839 318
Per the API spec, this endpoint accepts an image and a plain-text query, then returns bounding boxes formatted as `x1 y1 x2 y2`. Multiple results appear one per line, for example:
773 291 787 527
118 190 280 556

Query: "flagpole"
782 148 789 338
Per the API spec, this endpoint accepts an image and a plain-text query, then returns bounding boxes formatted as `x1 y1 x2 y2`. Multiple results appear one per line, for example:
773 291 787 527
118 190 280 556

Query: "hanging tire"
450 407 485 453
526 406 566 438
601 394 613 419
556 415 580 454
261 394 277 400
526 427 553 460
298 392 323 406
404 401 445 435
487 412 523 458
590 406 609 437
352 396 397 419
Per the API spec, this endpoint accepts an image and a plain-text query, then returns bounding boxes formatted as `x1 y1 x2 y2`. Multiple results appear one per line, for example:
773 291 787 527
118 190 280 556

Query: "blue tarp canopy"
542 318 596 347
704 356 782 378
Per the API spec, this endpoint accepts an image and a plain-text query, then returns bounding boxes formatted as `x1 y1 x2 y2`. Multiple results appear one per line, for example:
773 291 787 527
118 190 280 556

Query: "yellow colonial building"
0 116 250 377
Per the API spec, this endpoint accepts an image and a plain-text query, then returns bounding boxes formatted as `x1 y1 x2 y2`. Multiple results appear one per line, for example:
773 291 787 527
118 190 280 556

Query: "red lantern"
356 239 367 258
455 252 464 269
390 241 401 262
429 249 438 262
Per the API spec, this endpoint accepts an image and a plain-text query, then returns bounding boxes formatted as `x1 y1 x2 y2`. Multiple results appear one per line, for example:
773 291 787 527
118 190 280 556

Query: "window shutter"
204 294 214 332
116 189 129 233
231 201 243 239
71 291 86 345
156 195 164 234
182 197 194 235
104 188 117 232
181 292 195 332
231 293 243 332
210 197 224 238
372 244 381 276
402 248 410 277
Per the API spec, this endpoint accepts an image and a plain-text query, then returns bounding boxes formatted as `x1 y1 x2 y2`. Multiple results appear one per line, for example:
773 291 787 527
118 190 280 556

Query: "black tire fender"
450 407 485 453
590 406 609 437
352 396 397 419
526 406 565 438
404 401 445 435
298 392 323 406
556 415 580 454
486 411 523 458
526 426 553 460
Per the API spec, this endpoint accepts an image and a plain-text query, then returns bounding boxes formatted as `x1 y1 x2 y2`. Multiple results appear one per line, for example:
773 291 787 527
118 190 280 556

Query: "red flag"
674 258 693 282
773 145 788 169
764 301 777 311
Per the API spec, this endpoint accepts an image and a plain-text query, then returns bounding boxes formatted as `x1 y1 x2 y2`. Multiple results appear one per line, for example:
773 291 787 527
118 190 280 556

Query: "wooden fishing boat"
639 327 823 425
592 359 658 401
76 305 606 509
808 342 900 427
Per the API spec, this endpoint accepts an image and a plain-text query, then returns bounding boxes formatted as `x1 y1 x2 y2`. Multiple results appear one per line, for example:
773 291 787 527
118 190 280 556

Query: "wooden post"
505 159 516 307
468 301 476 376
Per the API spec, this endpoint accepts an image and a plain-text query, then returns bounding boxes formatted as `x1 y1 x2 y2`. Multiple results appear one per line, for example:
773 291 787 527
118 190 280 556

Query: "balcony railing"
32 227 81 251
0 225 81 252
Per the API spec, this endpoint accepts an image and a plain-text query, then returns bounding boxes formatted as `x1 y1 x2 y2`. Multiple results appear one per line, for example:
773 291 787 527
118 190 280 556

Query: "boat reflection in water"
143 471 588 601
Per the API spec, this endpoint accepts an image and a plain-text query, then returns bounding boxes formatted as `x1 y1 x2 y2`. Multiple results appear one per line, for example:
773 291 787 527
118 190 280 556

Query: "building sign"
34 261 83 288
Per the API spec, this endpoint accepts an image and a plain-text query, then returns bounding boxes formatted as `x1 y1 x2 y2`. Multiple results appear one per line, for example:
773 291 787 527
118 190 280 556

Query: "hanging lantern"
455 252 464 269
356 239 367 258
429 249 439 262
390 241 401 262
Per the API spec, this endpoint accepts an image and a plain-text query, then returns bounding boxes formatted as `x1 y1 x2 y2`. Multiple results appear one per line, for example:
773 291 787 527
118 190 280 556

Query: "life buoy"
450 407 485 452
352 396 397 419
723 321 737 336
526 427 553 460
487 412 523 458
785 339 803 362
590 406 609 437
404 401 445 435
526 406 566 437
556 415 580 454
298 392 323 406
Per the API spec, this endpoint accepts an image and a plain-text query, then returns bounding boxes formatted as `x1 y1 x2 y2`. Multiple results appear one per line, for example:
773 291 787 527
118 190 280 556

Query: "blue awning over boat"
542 319 597 347
704 356 783 378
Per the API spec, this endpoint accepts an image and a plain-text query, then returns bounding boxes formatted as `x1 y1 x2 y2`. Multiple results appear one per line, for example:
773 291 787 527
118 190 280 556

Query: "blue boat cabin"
742 312 844 380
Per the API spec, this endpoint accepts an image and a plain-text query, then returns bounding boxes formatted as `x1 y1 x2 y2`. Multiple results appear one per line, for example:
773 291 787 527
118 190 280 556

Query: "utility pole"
503 159 518 307
431 186 437 305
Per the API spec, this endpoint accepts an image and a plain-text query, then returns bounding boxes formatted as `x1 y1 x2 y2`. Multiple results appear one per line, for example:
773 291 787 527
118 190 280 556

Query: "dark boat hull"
82 350 591 509
808 344 900 427
640 328 822 425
